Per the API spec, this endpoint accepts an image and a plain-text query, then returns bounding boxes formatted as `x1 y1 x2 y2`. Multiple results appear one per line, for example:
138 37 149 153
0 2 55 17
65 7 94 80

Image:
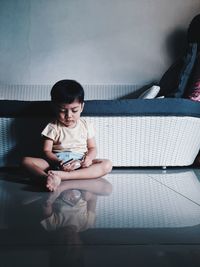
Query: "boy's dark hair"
51 80 84 103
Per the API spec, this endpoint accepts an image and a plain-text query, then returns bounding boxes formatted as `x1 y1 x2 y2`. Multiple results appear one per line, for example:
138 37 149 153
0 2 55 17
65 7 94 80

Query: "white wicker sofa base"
0 99 200 167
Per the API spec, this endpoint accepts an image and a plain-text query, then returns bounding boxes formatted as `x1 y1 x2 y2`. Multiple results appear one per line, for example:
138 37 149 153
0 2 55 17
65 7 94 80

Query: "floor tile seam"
1 243 200 247
147 175 200 208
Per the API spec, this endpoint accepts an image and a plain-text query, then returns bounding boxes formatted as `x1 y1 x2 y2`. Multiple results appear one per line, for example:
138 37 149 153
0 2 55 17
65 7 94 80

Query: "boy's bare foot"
46 171 61 191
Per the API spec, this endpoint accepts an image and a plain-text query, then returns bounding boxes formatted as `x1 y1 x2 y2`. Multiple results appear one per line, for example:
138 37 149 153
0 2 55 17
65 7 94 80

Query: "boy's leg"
47 159 112 191
22 156 50 179
22 157 62 191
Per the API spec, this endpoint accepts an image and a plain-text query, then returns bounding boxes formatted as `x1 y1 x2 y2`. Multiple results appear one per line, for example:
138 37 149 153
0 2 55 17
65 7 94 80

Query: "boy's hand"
81 156 93 168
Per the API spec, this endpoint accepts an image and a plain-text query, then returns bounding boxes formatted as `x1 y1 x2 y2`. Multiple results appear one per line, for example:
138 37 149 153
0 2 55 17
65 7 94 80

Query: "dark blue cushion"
0 99 200 118
174 43 198 97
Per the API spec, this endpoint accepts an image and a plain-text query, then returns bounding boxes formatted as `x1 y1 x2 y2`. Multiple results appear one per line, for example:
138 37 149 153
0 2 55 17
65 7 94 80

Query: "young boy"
22 80 112 191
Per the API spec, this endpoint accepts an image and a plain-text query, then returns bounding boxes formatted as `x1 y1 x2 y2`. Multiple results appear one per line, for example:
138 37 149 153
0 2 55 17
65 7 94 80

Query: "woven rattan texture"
0 116 200 167
86 116 200 166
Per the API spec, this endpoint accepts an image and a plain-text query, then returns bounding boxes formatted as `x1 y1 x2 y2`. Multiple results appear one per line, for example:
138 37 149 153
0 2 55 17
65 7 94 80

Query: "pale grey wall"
0 0 200 85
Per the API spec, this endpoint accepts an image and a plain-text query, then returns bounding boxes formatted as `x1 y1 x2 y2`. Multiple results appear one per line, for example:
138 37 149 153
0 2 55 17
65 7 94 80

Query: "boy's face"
55 100 84 128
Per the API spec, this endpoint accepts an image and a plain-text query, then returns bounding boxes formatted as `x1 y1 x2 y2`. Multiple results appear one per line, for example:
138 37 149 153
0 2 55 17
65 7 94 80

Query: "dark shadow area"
5 117 50 167
157 28 188 97
164 28 187 63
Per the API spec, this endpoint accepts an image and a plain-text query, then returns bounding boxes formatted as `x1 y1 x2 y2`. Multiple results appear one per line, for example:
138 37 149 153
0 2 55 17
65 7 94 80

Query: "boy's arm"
81 137 97 168
43 137 60 166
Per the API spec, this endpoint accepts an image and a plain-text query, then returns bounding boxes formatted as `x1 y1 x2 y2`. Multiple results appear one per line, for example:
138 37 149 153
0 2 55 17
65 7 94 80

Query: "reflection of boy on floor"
40 178 112 232
22 80 112 191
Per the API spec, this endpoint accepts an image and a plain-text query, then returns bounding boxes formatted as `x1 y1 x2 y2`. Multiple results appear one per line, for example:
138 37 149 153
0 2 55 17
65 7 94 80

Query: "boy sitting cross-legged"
22 80 112 191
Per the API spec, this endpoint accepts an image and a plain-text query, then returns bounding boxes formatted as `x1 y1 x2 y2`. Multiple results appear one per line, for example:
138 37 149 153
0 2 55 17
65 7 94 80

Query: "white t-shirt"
41 118 95 154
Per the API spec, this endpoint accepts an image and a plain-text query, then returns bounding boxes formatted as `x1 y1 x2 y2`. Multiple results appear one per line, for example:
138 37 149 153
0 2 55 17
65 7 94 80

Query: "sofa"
0 93 200 167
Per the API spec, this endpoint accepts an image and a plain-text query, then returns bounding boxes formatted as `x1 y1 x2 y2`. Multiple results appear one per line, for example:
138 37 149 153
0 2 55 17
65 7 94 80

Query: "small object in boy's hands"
62 159 82 170
69 160 82 170
62 158 74 167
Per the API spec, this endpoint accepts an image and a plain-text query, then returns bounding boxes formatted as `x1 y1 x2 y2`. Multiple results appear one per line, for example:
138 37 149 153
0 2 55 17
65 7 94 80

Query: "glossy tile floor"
0 168 200 266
